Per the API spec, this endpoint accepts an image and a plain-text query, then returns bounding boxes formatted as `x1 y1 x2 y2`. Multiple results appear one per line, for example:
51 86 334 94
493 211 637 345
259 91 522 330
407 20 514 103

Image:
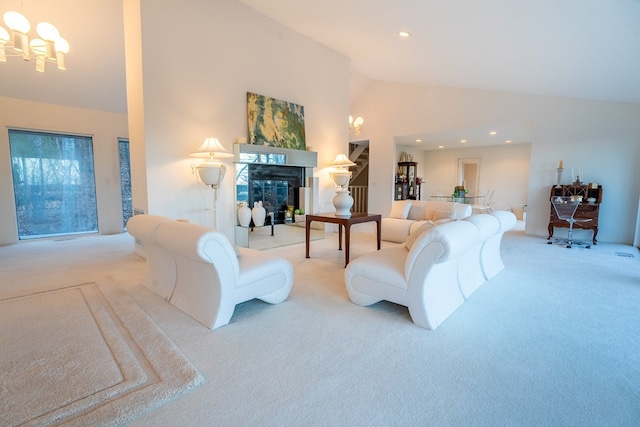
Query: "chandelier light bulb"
4 11 30 33
36 22 60 41
1 11 69 71
55 37 69 53
0 26 9 43
29 38 47 56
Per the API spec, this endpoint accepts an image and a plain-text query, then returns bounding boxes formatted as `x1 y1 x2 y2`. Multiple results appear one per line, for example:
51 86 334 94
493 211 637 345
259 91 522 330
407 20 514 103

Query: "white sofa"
345 211 516 330
465 210 517 280
381 200 473 243
126 214 176 300
127 215 294 329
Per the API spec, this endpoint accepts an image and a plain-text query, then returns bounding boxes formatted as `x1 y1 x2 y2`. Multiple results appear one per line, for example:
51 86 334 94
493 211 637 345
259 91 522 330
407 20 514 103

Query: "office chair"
548 197 592 248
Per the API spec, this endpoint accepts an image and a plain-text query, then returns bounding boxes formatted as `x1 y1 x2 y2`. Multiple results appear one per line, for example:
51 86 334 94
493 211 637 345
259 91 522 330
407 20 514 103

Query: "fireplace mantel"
233 143 317 168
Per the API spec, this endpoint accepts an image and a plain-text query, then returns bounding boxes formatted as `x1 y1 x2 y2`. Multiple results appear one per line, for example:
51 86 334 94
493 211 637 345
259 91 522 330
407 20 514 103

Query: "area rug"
0 283 204 426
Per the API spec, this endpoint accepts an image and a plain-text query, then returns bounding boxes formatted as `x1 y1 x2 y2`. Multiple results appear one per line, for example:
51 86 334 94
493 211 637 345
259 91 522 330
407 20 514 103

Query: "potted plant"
294 208 306 223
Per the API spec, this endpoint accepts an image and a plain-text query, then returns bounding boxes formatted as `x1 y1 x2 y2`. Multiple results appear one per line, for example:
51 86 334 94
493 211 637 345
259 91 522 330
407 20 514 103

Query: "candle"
572 168 574 179
559 160 563 169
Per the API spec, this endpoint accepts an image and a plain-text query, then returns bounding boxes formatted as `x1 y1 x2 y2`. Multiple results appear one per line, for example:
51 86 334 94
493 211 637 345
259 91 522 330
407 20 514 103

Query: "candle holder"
573 176 582 186
556 168 564 187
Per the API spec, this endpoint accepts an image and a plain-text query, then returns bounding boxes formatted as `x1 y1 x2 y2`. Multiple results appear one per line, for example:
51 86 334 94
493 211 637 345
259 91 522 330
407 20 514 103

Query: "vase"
333 190 353 217
237 201 251 227
252 201 266 227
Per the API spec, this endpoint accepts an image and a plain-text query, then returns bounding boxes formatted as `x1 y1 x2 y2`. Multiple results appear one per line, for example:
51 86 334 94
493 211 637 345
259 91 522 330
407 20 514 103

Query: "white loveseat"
381 200 473 243
345 211 516 330
127 215 294 329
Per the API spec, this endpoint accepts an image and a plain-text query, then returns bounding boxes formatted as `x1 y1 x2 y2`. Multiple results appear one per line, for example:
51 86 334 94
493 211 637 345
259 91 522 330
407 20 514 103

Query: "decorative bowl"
587 197 596 203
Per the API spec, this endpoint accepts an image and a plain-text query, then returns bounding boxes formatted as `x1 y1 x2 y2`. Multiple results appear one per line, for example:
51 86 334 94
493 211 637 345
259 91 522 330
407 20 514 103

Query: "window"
118 138 133 229
9 129 98 239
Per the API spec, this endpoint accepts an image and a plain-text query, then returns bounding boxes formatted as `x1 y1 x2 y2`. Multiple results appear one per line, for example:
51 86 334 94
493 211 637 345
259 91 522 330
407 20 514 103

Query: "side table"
305 212 381 267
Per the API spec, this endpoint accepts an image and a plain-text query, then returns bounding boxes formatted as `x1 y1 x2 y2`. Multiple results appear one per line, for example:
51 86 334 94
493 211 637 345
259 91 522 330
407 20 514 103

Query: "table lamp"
329 153 356 217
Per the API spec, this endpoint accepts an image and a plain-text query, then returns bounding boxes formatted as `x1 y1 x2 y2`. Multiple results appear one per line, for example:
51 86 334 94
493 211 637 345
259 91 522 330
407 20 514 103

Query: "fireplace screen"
237 164 304 225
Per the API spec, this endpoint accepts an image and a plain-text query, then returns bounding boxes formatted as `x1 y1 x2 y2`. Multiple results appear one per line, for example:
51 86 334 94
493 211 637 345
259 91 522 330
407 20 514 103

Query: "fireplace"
234 143 317 225
248 164 304 224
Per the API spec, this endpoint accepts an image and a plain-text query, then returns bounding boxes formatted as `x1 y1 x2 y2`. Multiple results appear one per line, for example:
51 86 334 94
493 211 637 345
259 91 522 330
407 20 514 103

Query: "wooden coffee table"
305 212 381 267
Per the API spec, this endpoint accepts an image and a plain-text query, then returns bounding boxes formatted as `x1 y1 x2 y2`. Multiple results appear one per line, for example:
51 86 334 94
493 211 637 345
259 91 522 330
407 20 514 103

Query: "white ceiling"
0 0 126 114
238 0 640 149
2 0 639 147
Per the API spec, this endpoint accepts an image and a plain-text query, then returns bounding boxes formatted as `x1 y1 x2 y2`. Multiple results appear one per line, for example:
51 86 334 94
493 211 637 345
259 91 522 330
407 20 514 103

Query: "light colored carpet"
0 282 203 427
245 223 325 250
1 223 640 426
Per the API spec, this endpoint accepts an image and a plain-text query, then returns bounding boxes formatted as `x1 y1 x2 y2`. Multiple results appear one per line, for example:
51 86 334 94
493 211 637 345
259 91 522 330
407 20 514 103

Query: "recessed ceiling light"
415 139 422 143
505 140 512 144
460 139 467 143
489 131 497 135
398 31 412 38
438 145 444 149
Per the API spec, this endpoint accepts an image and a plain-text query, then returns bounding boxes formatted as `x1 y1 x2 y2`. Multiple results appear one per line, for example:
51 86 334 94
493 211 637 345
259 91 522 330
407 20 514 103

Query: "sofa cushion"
389 200 412 219
381 217 416 243
404 221 435 250
450 202 473 220
432 210 452 221
407 204 426 220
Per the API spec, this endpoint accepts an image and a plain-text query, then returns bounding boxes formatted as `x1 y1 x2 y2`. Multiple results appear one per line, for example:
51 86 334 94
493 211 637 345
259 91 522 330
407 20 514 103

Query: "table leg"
305 218 311 258
344 224 351 267
338 224 343 251
376 219 381 250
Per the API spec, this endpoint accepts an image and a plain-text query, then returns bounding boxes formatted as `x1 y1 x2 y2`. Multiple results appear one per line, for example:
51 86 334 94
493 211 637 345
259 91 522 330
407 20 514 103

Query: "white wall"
126 0 350 241
351 81 640 244
0 96 129 246
419 144 531 219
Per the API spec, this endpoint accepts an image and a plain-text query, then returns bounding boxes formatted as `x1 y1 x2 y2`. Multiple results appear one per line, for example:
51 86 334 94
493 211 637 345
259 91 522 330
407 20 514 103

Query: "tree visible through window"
119 139 133 229
9 129 98 239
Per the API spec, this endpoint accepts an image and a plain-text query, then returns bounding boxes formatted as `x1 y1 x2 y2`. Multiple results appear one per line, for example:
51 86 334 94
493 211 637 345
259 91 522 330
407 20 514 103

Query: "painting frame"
247 92 306 150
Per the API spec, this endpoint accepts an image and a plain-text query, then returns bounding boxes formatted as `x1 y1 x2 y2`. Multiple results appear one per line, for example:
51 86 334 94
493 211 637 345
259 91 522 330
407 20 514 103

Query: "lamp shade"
0 26 9 43
331 153 356 168
4 11 30 33
190 137 233 159
36 22 59 41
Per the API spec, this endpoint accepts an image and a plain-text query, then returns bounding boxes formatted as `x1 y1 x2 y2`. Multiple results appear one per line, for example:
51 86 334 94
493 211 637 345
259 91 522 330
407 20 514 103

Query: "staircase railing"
349 185 368 213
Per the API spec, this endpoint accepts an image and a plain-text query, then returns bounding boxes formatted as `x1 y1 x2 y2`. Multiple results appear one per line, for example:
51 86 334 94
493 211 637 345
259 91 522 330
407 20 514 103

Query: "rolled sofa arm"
155 221 240 329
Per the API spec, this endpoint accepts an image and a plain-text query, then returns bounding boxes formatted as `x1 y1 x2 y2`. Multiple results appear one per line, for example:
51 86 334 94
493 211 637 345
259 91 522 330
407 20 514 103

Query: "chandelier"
0 11 69 72
349 115 364 135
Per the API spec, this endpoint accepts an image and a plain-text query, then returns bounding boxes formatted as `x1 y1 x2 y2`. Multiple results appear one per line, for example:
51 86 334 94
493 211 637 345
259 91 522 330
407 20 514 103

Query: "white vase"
333 190 354 217
252 201 266 227
237 201 251 227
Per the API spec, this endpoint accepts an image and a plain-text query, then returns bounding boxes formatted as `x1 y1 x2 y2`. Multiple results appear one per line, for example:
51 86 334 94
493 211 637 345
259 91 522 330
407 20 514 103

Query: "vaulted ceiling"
2 0 639 129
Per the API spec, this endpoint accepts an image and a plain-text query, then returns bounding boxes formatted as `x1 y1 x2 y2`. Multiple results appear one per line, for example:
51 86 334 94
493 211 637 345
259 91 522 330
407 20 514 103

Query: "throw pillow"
389 200 412 219
407 205 426 221
432 210 452 221
404 221 434 250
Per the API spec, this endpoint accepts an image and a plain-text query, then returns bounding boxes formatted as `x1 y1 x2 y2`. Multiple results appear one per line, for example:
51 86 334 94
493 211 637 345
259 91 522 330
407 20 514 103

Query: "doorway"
457 157 481 196
349 141 369 213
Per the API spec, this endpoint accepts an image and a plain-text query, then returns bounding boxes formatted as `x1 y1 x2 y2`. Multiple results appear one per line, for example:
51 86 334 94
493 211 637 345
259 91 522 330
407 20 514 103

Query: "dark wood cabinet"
548 185 602 244
395 161 421 200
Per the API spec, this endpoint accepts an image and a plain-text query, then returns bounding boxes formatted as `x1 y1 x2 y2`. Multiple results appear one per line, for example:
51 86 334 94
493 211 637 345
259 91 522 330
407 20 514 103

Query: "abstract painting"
247 92 306 150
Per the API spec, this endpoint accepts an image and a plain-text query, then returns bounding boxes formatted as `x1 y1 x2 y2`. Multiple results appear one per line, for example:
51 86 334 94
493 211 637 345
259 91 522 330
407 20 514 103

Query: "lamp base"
333 190 353 217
